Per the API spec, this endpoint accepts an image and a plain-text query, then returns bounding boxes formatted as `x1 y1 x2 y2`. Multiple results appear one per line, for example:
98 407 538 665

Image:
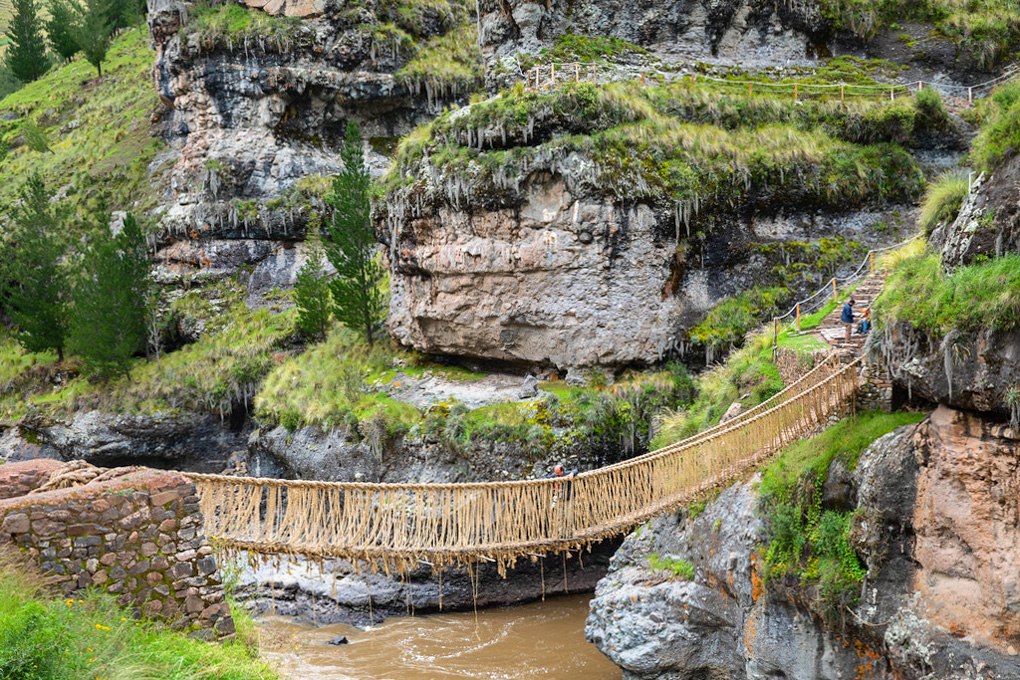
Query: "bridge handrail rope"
184 356 864 576
523 60 1017 102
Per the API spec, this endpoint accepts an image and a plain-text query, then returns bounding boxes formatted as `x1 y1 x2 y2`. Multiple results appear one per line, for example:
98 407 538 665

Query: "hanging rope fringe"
186 357 862 577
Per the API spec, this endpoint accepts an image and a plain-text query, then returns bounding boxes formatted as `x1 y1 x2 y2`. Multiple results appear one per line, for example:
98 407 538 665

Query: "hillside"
0 28 165 216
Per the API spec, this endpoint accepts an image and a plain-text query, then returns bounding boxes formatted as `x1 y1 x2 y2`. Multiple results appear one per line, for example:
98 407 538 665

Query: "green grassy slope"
0 27 165 216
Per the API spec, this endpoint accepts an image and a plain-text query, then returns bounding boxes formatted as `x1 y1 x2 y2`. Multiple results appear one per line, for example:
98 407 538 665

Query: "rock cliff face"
479 0 830 80
930 160 1020 267
146 0 476 297
586 412 1020 679
874 322 1020 420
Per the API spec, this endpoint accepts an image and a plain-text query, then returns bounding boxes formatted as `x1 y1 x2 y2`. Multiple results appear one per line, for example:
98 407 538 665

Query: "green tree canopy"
4 174 70 360
294 226 332 341
324 121 385 346
4 0 49 83
70 0 113 77
46 0 81 62
69 212 151 379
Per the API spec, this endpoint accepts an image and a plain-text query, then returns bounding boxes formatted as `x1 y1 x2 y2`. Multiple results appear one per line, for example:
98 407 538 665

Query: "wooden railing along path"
184 355 862 576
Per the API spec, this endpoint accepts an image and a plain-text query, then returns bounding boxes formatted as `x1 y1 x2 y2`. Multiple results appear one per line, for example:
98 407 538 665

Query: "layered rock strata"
146 0 473 295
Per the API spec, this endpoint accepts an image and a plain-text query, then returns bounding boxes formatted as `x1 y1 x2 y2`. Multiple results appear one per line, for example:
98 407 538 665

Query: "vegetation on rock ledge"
758 411 926 622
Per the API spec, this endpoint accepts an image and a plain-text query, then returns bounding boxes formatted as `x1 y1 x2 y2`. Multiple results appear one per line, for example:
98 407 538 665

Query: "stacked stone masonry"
0 459 235 640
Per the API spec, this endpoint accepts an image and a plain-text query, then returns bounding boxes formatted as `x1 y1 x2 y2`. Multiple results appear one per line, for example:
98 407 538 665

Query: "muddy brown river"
259 594 621 679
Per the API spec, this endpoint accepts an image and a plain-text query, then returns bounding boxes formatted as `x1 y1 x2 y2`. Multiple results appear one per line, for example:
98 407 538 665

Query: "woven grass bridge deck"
184 353 862 576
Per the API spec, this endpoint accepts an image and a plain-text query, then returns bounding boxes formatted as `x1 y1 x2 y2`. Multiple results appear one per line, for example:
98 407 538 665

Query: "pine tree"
71 0 113 78
5 174 69 360
294 226 332 341
69 212 150 379
324 121 385 346
4 0 49 83
46 0 80 62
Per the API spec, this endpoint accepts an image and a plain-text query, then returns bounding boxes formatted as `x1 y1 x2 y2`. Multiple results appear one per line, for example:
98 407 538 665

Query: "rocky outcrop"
479 0 831 83
4 411 250 472
930 160 1020 267
587 412 1020 679
146 0 476 298
874 322 1020 420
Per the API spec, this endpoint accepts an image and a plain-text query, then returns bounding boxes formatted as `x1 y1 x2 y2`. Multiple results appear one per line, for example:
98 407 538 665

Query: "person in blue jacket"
841 298 855 343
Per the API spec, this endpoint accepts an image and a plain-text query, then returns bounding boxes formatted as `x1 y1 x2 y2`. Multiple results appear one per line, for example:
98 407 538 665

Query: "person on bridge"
548 464 578 500
841 298 855 343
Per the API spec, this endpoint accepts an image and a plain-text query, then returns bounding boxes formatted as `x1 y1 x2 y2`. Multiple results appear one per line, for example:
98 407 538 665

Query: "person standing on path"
841 298 855 343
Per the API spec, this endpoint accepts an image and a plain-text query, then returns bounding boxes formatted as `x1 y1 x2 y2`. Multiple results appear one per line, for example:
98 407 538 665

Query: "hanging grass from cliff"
382 78 934 231
877 251 1020 334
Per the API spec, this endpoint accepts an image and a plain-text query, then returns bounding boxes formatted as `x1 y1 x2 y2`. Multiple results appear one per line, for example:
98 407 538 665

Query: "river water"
259 593 621 680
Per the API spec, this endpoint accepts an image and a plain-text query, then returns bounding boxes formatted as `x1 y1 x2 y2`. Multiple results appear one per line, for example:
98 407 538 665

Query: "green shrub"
919 171 968 234
647 554 695 580
970 78 1020 173
0 560 278 679
758 411 925 621
689 287 790 354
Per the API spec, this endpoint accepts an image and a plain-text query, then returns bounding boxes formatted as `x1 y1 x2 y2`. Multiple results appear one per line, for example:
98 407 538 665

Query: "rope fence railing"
523 60 1017 104
769 236 918 347
184 357 863 576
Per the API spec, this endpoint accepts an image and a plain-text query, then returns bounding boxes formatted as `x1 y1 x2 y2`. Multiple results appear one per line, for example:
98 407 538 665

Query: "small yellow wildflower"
66 599 74 606
95 624 109 631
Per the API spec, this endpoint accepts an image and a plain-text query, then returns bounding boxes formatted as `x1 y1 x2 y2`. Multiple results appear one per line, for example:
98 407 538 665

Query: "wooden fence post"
890 86 894 101
840 83 844 103
832 278 838 303
794 82 798 102
641 71 645 87
748 82 752 96
870 251 874 274
796 303 801 332
575 63 579 82
550 63 555 88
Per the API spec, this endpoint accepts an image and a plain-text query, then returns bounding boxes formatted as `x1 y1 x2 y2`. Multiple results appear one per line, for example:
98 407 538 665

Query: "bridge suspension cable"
185 356 862 576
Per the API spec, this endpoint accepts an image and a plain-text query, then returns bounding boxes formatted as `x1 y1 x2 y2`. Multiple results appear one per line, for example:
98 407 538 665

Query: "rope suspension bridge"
184 353 863 577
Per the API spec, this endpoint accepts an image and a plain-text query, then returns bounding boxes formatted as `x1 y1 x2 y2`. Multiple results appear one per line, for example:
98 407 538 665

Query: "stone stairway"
814 272 885 354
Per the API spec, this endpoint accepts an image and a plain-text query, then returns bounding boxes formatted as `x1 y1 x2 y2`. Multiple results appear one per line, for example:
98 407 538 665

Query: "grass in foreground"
919 171 968 234
0 559 278 680
758 411 926 621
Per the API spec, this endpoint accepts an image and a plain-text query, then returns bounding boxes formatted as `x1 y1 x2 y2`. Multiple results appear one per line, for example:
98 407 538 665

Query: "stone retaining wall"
0 460 234 640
